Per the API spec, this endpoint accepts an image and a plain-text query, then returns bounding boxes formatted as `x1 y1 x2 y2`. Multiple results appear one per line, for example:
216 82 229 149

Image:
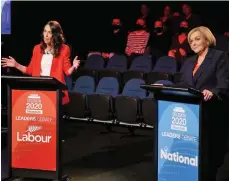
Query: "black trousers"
201 100 229 181
215 100 229 181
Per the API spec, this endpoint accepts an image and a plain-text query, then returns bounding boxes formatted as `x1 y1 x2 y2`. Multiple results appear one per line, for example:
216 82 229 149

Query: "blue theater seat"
129 55 152 73
97 55 127 87
71 67 97 86
142 80 174 126
106 55 127 72
147 56 177 84
85 54 105 70
153 56 178 74
97 70 121 88
122 55 152 86
65 76 95 118
71 54 105 85
88 77 119 122
115 78 147 124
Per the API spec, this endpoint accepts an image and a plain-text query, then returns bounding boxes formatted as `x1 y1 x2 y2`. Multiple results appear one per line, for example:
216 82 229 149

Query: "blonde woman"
156 26 229 181
183 27 229 181
180 26 229 101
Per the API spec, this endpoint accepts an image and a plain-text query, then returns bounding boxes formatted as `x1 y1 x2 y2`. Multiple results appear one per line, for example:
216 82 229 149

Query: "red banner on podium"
11 90 57 171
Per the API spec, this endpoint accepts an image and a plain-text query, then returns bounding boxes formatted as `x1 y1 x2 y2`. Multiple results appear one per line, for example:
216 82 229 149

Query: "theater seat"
88 77 119 122
85 54 105 70
141 95 156 126
115 79 147 125
71 68 96 85
147 56 177 84
122 71 144 88
106 54 127 72
142 80 174 126
147 72 172 84
122 55 151 86
153 56 177 74
65 76 95 118
98 69 121 87
129 55 152 72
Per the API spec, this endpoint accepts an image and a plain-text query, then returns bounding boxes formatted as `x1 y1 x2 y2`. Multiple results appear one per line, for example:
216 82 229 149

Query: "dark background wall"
1 1 229 67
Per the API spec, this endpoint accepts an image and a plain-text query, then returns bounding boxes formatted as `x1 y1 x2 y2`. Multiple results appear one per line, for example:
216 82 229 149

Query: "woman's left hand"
202 89 213 101
73 56 80 69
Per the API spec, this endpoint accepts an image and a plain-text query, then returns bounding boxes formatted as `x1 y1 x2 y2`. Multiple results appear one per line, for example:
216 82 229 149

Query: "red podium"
2 75 68 181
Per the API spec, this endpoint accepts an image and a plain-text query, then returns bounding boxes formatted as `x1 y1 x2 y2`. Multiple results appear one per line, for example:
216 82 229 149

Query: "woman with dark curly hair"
1 20 80 104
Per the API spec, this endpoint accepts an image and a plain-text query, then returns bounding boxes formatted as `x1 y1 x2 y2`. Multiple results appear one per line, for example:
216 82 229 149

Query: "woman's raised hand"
1 56 17 68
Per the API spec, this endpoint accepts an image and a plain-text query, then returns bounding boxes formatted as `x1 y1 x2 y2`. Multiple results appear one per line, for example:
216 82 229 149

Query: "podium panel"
2 75 66 180
157 100 200 181
140 84 203 181
11 90 57 171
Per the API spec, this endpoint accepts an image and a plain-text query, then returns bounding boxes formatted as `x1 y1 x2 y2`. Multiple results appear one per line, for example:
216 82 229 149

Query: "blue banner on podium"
157 100 200 181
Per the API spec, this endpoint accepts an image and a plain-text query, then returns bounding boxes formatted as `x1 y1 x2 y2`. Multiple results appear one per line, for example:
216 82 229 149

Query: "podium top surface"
141 84 188 92
140 84 203 100
1 75 67 90
2 75 56 81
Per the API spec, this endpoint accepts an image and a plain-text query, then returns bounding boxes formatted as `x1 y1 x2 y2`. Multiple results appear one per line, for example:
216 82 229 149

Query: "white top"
40 53 53 76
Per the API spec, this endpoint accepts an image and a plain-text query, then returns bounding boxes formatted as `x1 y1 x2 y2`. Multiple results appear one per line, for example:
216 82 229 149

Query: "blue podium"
141 85 203 181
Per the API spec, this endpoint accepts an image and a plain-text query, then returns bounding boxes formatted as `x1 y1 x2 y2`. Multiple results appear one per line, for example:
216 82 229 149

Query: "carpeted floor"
2 119 155 181
62 121 154 181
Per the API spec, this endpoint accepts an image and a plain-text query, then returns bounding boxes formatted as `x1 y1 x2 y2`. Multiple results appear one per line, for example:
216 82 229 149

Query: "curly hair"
40 21 65 57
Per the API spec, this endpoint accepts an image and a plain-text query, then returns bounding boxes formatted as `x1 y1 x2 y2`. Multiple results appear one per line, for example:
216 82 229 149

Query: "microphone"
45 50 50 54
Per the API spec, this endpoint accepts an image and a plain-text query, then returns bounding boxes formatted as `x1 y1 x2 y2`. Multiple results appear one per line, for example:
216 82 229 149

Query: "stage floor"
3 120 155 181
62 121 154 181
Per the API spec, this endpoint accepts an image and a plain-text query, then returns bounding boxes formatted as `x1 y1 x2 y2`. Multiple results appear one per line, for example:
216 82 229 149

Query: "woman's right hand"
1 56 17 68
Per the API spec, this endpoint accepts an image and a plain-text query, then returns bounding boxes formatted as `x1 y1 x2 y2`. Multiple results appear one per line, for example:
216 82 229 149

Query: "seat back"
107 55 127 72
122 71 144 86
122 79 147 99
96 77 119 97
72 76 95 94
154 80 174 85
72 69 96 84
153 56 177 74
98 70 121 85
130 55 152 73
146 72 171 84
85 54 104 70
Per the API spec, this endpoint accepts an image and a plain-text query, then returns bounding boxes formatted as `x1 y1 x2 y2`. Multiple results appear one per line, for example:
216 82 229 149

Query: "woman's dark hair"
40 21 65 57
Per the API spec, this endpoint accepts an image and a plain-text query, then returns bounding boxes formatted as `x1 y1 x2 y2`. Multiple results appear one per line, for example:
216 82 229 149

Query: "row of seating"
63 54 183 128
66 55 184 92
64 76 174 127
66 70 183 93
81 54 178 73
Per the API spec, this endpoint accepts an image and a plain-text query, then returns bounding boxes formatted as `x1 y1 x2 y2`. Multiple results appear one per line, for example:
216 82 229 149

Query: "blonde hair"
187 26 216 47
